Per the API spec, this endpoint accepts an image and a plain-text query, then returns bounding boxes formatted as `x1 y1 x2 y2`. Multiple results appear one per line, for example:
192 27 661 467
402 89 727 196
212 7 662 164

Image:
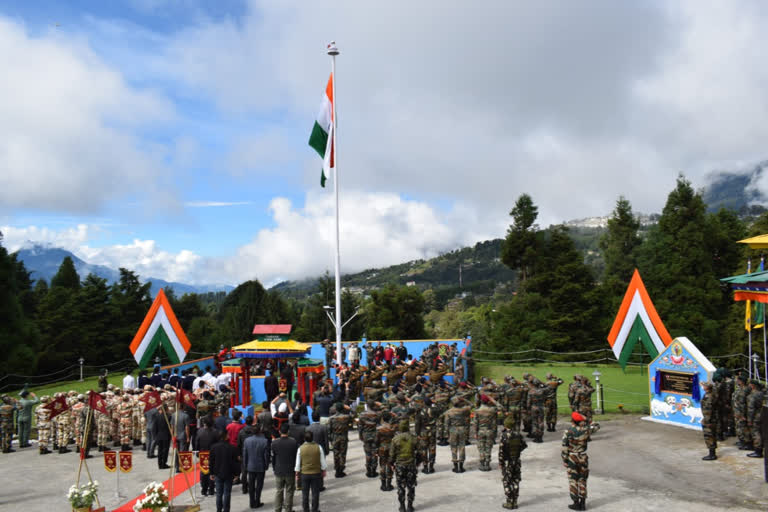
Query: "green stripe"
618 315 660 368
308 121 328 157
138 326 182 368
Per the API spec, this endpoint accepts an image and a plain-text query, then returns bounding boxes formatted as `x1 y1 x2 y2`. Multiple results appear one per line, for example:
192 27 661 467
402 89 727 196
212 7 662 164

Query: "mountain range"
15 244 233 296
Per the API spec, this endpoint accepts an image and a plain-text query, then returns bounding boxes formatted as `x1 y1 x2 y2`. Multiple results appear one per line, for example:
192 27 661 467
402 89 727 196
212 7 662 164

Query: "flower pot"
73 507 91 512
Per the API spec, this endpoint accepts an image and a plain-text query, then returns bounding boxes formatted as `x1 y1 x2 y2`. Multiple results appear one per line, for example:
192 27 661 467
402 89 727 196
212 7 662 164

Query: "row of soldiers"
701 370 766 460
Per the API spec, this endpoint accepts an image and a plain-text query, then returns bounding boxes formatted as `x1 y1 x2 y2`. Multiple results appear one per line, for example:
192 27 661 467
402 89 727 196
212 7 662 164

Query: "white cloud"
79 240 201 283
184 201 253 207
0 16 174 214
1 224 94 252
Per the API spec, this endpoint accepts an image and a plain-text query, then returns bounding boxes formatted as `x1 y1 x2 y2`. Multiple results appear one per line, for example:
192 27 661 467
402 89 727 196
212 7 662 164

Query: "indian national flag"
308 73 334 187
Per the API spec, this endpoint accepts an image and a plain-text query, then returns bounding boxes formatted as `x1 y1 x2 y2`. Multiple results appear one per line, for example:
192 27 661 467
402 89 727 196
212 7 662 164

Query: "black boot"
568 498 581 510
428 463 435 474
53 443 58 451
747 448 763 458
739 443 753 451
387 481 394 491
533 435 543 443
380 481 387 491
40 447 51 454
59 446 71 454
581 497 587 510
399 501 406 512
458 462 465 473
452 462 458 473
422 464 429 474
702 448 717 460
407 499 414 512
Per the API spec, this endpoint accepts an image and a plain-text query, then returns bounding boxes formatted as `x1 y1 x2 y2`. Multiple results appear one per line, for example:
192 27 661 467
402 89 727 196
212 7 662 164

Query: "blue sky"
2 1 768 286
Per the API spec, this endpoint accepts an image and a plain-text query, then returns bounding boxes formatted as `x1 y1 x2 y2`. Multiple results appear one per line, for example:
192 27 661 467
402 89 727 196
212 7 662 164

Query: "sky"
2 1 768 287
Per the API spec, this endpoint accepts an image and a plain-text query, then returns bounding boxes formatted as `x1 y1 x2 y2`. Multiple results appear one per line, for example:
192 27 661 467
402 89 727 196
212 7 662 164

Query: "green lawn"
12 372 129 398
476 362 650 414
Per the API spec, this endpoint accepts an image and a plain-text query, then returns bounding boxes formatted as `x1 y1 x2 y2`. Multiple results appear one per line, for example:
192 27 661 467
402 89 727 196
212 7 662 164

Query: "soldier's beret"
571 412 586 422
480 394 490 404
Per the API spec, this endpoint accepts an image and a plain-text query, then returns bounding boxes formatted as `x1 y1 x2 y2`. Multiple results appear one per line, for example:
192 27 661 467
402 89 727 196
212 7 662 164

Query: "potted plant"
133 481 170 512
67 481 98 512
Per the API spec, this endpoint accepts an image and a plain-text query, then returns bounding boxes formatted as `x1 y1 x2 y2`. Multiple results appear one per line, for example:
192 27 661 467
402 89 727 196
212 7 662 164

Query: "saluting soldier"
545 373 564 432
444 396 471 473
328 402 353 478
472 394 498 471
376 411 397 491
35 396 52 454
390 419 418 512
358 400 381 478
562 412 591 511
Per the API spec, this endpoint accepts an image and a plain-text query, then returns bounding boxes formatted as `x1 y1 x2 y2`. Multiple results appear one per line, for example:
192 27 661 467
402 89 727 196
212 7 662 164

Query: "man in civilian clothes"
195 416 220 496
237 416 257 494
272 423 298 512
295 430 327 512
151 408 171 470
182 370 196 391
243 424 270 509
210 430 240 512
306 410 329 491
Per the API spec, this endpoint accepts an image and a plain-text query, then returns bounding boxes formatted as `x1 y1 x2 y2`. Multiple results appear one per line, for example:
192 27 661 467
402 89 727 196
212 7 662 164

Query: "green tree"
79 274 115 363
51 256 81 289
108 269 152 360
501 194 540 283
365 285 426 340
599 197 641 313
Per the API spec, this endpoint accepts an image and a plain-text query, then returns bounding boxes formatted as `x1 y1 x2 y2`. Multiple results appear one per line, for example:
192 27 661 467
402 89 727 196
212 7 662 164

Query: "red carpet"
113 465 200 512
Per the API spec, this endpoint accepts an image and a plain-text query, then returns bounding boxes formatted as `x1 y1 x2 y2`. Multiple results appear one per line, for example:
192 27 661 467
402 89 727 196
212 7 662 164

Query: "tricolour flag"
308 73 334 187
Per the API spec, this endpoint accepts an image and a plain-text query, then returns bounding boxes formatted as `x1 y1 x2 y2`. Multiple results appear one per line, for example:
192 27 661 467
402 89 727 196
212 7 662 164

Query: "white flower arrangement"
67 481 99 508
132 481 170 512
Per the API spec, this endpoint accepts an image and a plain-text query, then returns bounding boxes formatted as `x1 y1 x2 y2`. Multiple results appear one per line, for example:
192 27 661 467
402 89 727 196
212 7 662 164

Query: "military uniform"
56 394 72 453
472 402 497 471
503 380 524 432
747 382 765 458
377 418 397 491
35 397 52 454
701 382 717 460
71 398 86 450
528 382 546 442
0 396 17 452
499 416 527 510
574 379 595 424
732 377 750 449
358 404 381 477
562 413 591 510
433 388 452 446
328 405 353 477
414 400 437 473
118 395 133 450
444 397 471 472
545 375 564 432
390 421 418 512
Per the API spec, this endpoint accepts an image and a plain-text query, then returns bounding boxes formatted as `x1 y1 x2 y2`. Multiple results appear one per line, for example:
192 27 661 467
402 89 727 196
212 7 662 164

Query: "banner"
140 391 163 412
279 379 287 392
119 451 132 473
179 451 194 473
177 388 197 410
198 451 210 475
104 451 117 472
44 395 69 420
88 390 109 415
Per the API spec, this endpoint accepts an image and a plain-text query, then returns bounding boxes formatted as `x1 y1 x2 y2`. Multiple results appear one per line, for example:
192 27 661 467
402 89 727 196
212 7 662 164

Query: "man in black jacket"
237 416 257 494
264 374 280 404
272 423 298 512
210 431 240 512
194 416 219 496
151 407 171 470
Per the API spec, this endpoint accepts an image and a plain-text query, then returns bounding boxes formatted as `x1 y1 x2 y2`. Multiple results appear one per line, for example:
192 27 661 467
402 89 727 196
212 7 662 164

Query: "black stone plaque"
659 371 694 395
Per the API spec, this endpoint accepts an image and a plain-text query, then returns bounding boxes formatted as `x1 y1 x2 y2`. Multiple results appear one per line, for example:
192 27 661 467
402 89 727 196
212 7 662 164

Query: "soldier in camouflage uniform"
0 395 17 453
528 379 546 443
413 394 437 474
568 375 581 411
719 369 735 437
390 419 418 512
110 388 121 446
746 380 765 458
390 392 411 425
444 395 471 473
72 395 86 451
520 373 532 435
710 374 723 441
562 411 591 511
96 392 113 451
35 396 52 454
66 391 78 445
376 411 397 491
328 402 353 477
498 414 527 510
131 390 143 447
574 377 595 425
503 377 524 432
545 373 564 432
358 400 381 477
118 393 134 451
700 381 717 461
733 374 751 450
433 385 452 446
56 393 72 454
473 394 498 471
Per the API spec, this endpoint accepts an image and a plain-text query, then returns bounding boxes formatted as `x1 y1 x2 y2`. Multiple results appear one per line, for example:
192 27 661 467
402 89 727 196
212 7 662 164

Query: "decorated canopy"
720 270 768 303
233 339 311 359
737 234 768 249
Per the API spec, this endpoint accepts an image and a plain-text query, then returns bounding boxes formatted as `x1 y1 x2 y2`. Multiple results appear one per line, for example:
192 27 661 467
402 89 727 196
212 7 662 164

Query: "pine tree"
501 194 541 283
51 256 81 289
600 197 642 313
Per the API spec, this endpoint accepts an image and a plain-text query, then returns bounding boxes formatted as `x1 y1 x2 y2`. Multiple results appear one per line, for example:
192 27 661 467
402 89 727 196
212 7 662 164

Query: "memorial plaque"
659 371 693 395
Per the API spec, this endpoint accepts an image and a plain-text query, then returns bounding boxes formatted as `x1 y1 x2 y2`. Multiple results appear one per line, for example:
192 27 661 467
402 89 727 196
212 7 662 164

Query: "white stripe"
323 123 334 175
315 94 332 132
612 290 665 358
133 307 187 363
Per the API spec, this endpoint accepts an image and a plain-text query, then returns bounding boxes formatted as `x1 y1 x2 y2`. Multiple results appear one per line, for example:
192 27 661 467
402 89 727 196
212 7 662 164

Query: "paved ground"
0 416 766 511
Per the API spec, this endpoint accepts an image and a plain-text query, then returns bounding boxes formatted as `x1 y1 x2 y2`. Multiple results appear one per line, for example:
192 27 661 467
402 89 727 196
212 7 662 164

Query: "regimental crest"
179 451 194 473
198 451 210 475
104 451 117 472
119 451 132 473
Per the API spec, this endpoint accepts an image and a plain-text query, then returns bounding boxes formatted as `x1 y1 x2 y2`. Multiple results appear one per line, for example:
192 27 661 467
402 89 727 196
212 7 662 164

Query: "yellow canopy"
233 339 311 352
737 234 768 249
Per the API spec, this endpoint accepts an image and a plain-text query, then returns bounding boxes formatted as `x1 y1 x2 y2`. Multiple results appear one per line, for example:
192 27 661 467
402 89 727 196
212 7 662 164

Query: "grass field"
12 372 129 399
476 362 650 414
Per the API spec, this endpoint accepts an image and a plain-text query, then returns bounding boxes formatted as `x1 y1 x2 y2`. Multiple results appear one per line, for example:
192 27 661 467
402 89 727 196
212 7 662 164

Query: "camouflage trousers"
501 458 521 502
97 414 112 447
437 417 448 442
476 430 495 465
119 417 132 445
0 421 12 450
749 421 763 449
418 428 436 465
112 417 119 443
332 438 348 472
379 449 393 486
363 438 378 474
394 463 417 505
74 416 84 448
132 410 143 441
449 427 468 463
565 453 588 500
530 406 544 437
734 415 750 445
57 419 71 447
577 405 593 424
702 424 717 450
37 423 50 450
522 407 531 433
545 399 558 425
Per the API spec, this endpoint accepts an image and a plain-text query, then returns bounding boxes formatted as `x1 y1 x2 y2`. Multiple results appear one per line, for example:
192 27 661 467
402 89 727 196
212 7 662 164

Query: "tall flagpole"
328 41 342 366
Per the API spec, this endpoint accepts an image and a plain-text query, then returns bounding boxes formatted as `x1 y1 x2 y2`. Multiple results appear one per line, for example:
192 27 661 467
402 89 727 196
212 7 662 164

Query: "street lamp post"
752 354 761 381
592 370 603 414
79 357 84 382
